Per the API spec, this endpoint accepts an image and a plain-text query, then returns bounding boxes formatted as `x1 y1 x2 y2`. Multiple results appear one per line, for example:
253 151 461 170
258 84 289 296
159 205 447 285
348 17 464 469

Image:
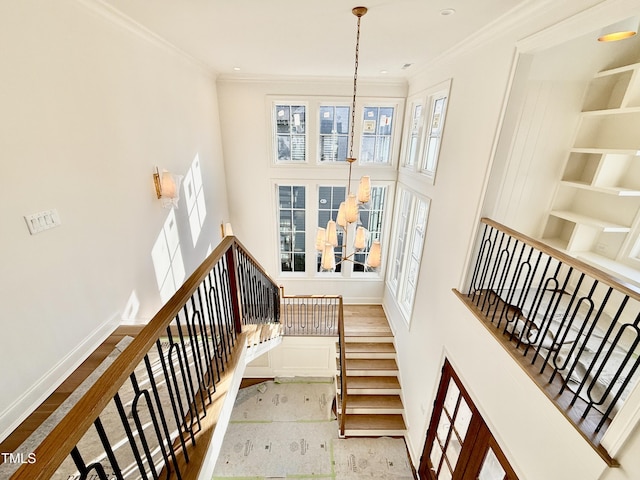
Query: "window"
404 101 424 167
353 186 386 272
317 185 346 272
389 189 412 292
274 104 306 162
278 185 306 272
421 88 449 179
401 199 428 309
360 106 395 164
319 105 350 162
388 188 430 319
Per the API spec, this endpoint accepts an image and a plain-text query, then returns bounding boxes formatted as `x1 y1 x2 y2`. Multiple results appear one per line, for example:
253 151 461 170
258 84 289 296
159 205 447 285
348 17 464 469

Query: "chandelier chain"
348 13 362 162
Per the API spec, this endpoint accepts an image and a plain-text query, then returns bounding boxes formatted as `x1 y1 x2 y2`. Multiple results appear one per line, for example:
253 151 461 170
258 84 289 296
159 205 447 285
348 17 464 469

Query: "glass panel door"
419 360 519 480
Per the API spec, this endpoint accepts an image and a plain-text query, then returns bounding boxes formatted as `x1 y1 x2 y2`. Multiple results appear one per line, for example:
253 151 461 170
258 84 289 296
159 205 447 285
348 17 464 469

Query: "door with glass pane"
419 360 518 480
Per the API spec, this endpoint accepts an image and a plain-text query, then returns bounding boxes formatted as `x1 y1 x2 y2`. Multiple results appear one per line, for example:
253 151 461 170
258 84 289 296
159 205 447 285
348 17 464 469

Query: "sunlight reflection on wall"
184 154 207 247
151 209 186 303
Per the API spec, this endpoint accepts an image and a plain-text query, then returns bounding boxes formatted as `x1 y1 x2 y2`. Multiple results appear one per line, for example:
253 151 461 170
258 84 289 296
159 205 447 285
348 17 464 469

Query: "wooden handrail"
338 296 348 437
13 235 278 479
481 217 640 301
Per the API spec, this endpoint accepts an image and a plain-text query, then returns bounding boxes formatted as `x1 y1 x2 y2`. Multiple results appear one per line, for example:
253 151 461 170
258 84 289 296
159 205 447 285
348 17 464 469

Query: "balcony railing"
9 236 281 480
456 218 640 464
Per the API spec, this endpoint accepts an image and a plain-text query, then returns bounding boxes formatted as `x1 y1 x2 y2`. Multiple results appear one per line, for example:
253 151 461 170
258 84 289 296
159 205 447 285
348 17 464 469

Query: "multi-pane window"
317 186 346 272
319 106 350 162
401 199 428 310
422 92 448 176
360 106 395 164
278 186 306 272
405 102 424 167
275 104 306 162
354 186 386 272
388 188 430 320
389 189 412 291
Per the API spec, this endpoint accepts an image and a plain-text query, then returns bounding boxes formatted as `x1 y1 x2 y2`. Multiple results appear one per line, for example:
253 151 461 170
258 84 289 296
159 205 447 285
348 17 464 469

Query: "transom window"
422 92 448 176
360 106 395 164
274 104 306 162
319 105 350 162
400 80 451 183
405 101 424 167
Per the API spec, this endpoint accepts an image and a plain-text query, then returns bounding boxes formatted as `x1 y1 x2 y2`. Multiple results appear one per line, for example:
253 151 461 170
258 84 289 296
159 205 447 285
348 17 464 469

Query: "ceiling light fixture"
316 6 382 272
597 16 639 42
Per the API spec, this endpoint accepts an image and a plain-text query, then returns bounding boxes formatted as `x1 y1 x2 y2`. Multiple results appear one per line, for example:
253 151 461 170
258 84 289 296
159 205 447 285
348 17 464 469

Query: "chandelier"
316 6 382 272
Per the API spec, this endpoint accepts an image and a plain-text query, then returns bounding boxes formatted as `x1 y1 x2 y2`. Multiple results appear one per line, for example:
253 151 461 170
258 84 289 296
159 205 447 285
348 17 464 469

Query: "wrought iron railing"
281 295 340 336
280 295 347 435
457 217 640 463
10 236 281 480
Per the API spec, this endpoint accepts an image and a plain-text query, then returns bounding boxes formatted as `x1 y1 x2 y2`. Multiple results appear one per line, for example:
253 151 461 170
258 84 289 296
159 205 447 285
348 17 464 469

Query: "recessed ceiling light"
233 66 241 71
440 8 456 16
380 70 388 74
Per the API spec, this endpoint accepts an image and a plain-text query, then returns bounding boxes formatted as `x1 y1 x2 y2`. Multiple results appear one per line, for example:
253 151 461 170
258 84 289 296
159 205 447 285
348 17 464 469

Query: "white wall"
0 0 229 441
384 0 640 479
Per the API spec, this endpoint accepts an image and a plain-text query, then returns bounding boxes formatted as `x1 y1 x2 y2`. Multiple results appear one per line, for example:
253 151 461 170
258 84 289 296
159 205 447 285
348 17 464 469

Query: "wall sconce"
153 167 181 208
598 16 639 42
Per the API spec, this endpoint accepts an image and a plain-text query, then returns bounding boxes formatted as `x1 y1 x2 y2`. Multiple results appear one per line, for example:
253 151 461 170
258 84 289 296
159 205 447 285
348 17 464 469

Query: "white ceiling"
99 0 525 79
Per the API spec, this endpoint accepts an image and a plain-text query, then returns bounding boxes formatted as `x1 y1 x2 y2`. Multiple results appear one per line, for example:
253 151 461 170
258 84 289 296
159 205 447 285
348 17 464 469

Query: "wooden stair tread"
343 414 406 431
341 376 400 389
341 394 403 409
344 342 396 353
345 359 398 370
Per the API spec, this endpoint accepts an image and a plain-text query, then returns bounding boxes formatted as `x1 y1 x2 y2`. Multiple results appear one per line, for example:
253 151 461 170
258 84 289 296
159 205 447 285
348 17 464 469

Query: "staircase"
337 306 406 437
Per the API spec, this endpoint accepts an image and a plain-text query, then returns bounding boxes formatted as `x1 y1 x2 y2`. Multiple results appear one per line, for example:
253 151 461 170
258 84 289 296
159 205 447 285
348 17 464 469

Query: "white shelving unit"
542 62 640 262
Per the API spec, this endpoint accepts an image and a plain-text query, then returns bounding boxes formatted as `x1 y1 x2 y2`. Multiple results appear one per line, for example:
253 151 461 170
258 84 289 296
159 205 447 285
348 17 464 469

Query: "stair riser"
343 429 406 437
339 388 401 395
344 336 395 343
339 408 404 415
346 370 399 376
344 352 396 359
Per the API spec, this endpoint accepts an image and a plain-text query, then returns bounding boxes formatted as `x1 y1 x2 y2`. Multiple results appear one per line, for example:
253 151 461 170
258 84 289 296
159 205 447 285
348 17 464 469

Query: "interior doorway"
418 359 519 480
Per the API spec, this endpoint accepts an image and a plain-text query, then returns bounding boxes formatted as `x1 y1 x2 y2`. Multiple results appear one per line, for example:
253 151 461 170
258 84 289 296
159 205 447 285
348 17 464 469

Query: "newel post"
225 241 243 333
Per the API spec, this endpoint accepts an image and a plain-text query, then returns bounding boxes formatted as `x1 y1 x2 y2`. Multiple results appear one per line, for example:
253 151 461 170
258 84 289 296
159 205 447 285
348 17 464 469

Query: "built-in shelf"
549 210 630 232
560 181 640 197
543 60 640 265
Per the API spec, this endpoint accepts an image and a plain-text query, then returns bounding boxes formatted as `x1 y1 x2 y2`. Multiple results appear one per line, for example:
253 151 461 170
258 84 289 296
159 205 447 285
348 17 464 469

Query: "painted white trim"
197 337 248 480
217 73 407 89
74 0 215 77
0 315 119 442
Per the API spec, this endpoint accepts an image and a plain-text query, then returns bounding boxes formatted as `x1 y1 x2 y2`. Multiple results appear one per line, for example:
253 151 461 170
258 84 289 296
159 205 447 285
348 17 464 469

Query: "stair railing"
338 296 348 436
280 294 348 436
11 235 281 480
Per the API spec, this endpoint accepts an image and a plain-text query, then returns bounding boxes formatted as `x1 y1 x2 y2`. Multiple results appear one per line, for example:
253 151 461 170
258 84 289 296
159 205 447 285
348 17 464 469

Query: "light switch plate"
24 209 62 235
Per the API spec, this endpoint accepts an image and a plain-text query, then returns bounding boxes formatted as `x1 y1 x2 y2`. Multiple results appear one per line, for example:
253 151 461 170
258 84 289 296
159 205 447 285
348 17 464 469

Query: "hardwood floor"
0 325 143 462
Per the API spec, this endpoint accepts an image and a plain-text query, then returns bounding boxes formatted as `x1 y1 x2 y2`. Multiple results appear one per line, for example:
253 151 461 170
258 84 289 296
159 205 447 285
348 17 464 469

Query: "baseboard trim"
0 316 120 443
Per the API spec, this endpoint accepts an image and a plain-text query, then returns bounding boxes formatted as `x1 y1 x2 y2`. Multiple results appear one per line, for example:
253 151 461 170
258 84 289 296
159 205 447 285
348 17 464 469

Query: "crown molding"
216 72 407 89
74 0 217 77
